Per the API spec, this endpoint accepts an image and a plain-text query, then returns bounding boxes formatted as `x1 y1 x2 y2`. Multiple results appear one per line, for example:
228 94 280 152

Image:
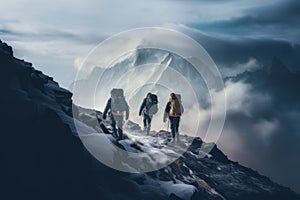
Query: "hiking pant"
143 113 152 134
169 116 180 138
111 114 124 139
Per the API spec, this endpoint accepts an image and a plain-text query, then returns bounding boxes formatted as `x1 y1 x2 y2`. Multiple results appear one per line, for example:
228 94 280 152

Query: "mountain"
71 48 210 110
1 40 300 200
227 57 300 110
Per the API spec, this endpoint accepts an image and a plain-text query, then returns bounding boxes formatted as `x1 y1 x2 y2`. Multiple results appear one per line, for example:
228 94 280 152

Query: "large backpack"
145 94 158 116
169 94 182 117
111 88 127 114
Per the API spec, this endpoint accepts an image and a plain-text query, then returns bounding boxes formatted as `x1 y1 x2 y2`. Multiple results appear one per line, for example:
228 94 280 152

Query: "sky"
1 0 299 87
1 0 300 193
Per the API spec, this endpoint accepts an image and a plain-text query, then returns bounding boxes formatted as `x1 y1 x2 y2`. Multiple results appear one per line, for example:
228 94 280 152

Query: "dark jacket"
103 98 129 120
139 98 147 116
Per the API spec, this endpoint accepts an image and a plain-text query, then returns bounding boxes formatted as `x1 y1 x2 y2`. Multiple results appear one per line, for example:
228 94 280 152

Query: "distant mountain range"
227 57 300 109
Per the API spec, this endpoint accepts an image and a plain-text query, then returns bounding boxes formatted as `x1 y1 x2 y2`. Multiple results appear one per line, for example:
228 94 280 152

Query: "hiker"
163 93 184 142
139 92 158 134
103 88 129 140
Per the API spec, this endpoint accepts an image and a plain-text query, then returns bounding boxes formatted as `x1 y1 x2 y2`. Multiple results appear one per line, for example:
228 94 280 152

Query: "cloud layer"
215 59 300 193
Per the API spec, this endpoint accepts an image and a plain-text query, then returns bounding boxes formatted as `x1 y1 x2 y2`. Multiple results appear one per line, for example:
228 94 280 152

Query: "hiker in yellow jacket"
163 93 184 142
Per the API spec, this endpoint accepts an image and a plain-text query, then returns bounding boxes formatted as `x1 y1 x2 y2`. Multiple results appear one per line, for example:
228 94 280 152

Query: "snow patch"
160 181 197 200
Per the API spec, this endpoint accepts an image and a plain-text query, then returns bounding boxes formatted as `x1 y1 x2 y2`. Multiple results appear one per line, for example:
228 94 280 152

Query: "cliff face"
0 40 299 200
1 40 94 199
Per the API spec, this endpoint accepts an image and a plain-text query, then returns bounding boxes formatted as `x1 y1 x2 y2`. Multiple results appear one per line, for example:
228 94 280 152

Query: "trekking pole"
167 119 170 133
140 115 144 132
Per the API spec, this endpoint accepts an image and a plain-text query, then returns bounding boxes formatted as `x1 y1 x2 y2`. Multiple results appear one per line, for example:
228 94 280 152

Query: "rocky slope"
1 40 299 200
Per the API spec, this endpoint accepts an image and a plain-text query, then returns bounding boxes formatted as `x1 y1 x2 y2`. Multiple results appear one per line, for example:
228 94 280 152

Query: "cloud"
1 0 300 89
0 20 105 87
252 118 279 141
249 0 300 25
220 107 300 193
212 60 300 192
173 25 300 72
189 0 300 43
220 57 261 77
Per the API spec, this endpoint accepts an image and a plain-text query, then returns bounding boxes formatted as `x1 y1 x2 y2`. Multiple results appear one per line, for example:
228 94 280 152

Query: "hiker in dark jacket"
139 92 153 134
103 89 129 140
163 93 184 142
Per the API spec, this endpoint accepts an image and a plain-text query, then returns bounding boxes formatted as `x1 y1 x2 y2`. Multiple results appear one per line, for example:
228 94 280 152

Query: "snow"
160 181 197 200
70 105 289 199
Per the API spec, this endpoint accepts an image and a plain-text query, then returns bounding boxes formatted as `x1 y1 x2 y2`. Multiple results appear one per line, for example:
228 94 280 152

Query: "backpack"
145 94 158 116
169 94 182 117
110 88 127 114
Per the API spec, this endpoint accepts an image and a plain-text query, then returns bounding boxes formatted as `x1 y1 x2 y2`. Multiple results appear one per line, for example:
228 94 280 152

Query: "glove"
139 109 143 116
103 114 106 120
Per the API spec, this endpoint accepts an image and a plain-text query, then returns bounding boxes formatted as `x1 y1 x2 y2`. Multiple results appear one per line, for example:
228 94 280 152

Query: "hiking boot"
171 137 175 143
143 126 146 133
116 133 123 141
176 133 180 143
112 131 118 138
